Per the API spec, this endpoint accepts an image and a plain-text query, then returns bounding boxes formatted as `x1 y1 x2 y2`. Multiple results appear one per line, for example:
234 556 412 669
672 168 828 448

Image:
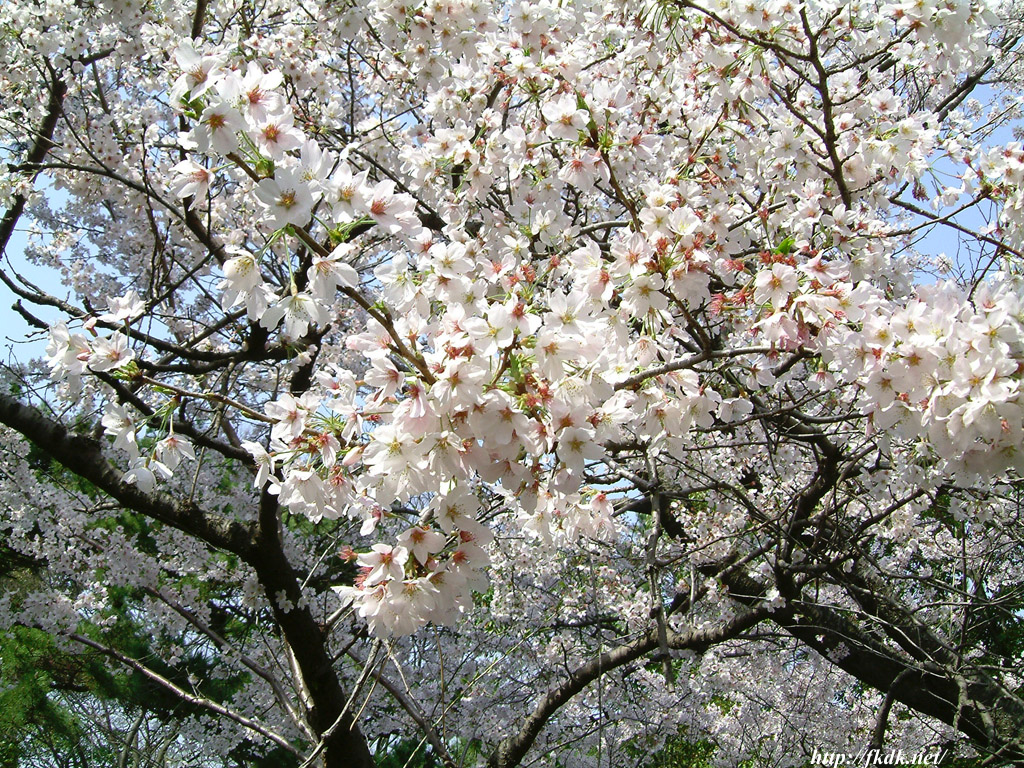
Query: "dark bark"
0 393 254 554
711 549 1024 762
0 394 376 768
0 67 66 269
253 490 376 768
486 606 770 768
0 59 375 768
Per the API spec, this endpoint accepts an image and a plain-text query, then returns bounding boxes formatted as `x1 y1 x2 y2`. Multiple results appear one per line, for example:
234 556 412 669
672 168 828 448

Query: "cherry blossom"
3 0 1024 765
254 167 317 230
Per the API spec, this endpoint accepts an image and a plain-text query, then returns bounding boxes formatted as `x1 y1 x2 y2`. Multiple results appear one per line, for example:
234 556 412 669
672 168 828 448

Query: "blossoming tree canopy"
2 0 1024 765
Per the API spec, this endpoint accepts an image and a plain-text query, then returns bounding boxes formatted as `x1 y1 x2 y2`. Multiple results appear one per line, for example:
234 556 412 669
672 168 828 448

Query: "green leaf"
774 236 796 255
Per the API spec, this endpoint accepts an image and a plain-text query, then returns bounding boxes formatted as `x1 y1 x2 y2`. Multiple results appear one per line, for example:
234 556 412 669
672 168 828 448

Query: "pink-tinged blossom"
621 273 669 319
192 99 245 155
429 486 480 535
754 263 799 311
385 579 441 636
555 425 603 472
357 544 409 586
639 205 672 238
505 298 541 336
327 164 370 221
278 469 331 520
308 244 359 298
719 397 754 423
170 42 225 104
223 62 285 124
100 291 145 323
397 526 447 565
346 319 395 359
430 358 488 411
101 404 140 457
799 254 847 286
364 180 422 237
219 248 264 311
542 93 589 141
311 431 341 468
259 291 326 338
362 424 428 479
254 167 316 230
448 540 490 576
265 392 319 442
45 323 91 382
462 308 513 358
88 332 134 372
470 391 530 447
253 108 305 159
535 329 580 380
168 160 213 206
123 457 171 494
298 139 334 192
611 232 651 279
155 434 195 471
558 150 605 192
364 356 404 404
241 441 277 489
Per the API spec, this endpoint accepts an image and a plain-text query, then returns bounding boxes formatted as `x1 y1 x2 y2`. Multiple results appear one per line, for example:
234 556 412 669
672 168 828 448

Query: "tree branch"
68 632 300 755
0 392 255 556
486 606 770 768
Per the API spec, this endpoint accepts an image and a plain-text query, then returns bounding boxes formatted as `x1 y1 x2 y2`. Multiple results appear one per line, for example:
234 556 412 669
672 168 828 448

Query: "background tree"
1 0 1024 766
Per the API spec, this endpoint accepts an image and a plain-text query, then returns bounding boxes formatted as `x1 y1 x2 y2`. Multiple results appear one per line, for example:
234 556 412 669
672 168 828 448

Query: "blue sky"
1 221 66 365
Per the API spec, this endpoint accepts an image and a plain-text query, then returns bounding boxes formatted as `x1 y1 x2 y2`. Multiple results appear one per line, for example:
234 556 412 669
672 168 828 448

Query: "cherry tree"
2 0 1024 765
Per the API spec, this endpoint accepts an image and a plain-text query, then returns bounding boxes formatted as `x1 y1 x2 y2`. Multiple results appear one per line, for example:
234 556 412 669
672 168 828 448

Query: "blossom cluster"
34 0 1022 644
832 276 1024 477
9 0 1024 764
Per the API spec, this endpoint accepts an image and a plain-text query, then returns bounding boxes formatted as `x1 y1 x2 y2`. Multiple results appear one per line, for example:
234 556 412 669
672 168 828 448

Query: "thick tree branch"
0 392 255 556
486 606 770 768
251 489 376 768
0 67 66 266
